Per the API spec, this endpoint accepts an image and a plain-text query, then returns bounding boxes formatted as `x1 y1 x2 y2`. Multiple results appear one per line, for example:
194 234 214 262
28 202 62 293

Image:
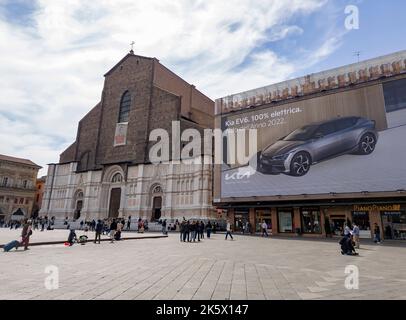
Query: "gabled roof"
0 154 42 168
104 52 155 77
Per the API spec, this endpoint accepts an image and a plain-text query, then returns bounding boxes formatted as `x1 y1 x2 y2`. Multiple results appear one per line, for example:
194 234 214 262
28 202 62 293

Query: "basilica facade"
40 51 216 222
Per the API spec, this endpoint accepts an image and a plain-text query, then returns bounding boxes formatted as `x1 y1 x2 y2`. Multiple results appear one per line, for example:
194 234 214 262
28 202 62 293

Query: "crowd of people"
1 216 55 231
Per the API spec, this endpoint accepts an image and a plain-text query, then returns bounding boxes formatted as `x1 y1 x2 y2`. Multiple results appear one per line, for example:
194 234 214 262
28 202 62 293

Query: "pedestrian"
180 221 185 242
190 221 196 242
67 229 77 246
261 221 269 237
94 220 103 244
206 221 212 238
198 221 204 239
21 220 33 251
225 221 234 240
109 219 117 243
352 223 360 249
373 223 381 244
138 219 144 233
127 217 131 230
41 217 45 231
184 221 190 242
91 219 96 231
162 219 167 235
343 223 351 236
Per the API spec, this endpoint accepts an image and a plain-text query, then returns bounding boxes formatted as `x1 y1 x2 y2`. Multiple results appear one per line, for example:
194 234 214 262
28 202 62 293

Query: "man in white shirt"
352 223 360 249
225 221 234 240
261 221 269 237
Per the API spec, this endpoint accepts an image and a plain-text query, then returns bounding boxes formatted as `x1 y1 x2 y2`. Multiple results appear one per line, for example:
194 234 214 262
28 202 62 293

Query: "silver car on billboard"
256 116 378 177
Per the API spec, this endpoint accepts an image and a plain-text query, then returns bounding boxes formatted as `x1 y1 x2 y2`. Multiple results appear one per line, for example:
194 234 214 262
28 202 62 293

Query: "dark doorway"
74 200 83 220
153 196 162 221
109 188 121 218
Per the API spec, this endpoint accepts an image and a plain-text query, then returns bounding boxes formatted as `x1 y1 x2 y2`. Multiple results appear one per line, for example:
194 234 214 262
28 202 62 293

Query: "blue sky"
0 0 405 175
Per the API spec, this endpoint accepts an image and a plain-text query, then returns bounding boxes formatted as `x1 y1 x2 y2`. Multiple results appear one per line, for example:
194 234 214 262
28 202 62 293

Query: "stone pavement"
0 229 405 300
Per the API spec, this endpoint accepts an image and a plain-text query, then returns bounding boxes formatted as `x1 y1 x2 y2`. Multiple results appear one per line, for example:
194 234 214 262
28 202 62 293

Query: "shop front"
351 211 372 238
255 209 272 233
224 201 406 240
234 209 249 232
277 208 295 234
381 210 406 240
300 208 322 234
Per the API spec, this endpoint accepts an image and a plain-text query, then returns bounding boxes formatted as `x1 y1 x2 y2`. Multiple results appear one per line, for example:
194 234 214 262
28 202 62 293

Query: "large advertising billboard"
220 79 406 198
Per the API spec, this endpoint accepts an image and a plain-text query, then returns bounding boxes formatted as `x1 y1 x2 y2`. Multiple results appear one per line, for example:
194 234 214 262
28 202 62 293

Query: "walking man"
225 220 234 240
261 221 269 237
127 216 131 230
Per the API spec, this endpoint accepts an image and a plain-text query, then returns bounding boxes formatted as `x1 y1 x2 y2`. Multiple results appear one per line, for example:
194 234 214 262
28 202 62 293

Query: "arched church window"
118 91 131 123
112 173 123 183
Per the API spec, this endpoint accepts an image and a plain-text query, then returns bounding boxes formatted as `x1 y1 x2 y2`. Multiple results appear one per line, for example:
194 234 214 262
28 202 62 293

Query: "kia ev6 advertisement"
220 80 406 198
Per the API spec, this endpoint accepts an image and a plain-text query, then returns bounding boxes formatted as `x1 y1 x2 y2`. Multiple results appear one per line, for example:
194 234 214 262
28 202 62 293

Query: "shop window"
300 208 321 234
351 211 370 231
381 211 406 240
255 209 272 232
234 210 249 232
278 209 294 233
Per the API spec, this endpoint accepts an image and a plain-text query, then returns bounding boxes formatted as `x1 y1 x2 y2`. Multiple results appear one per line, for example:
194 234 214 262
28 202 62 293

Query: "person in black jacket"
162 219 167 235
199 221 205 239
180 221 185 242
206 221 212 239
339 234 358 255
183 221 190 242
67 229 77 246
94 220 103 244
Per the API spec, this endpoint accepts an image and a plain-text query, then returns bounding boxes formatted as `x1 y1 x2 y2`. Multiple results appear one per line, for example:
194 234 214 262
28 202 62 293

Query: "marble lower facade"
40 156 216 222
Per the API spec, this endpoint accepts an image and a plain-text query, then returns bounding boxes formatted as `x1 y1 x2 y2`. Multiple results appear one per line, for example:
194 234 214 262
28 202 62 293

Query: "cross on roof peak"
130 41 135 54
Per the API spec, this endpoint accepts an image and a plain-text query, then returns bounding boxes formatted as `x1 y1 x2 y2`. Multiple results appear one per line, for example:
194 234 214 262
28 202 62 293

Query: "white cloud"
0 0 341 176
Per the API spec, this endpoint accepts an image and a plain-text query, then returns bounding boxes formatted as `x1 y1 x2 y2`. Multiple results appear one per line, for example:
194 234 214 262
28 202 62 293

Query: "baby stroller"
78 235 88 245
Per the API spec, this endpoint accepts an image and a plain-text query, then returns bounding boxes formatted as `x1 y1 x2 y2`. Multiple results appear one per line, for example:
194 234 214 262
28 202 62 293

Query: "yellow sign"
353 204 401 211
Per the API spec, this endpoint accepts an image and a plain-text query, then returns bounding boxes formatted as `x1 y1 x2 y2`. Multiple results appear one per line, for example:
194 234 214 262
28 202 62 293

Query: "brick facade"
42 52 216 223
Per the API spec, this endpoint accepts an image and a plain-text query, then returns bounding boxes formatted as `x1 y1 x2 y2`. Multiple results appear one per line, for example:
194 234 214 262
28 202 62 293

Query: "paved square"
1 229 406 300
